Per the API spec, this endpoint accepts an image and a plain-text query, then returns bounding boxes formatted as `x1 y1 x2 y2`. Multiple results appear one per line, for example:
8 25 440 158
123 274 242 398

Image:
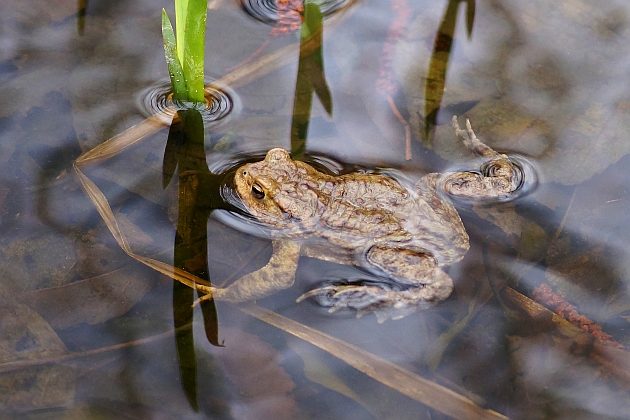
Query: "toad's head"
234 148 323 229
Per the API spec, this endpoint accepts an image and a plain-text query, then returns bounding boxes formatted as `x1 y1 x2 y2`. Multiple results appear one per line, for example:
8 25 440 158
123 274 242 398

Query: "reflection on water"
290 1 332 158
1 0 630 418
423 0 475 140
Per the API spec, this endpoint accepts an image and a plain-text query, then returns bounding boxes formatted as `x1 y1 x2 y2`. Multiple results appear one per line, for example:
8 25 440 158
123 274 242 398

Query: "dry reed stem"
241 304 507 420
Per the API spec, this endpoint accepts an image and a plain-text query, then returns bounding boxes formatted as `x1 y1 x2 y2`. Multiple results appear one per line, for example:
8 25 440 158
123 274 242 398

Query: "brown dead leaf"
22 264 154 329
0 232 77 292
215 327 297 420
0 300 75 412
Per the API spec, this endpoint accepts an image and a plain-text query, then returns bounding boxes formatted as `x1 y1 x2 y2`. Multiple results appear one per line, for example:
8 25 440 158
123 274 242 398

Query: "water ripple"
137 79 238 125
239 0 354 25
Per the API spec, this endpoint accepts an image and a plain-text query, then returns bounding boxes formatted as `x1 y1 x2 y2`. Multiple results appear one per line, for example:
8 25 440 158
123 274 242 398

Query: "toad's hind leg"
197 240 301 304
298 246 454 322
442 116 520 199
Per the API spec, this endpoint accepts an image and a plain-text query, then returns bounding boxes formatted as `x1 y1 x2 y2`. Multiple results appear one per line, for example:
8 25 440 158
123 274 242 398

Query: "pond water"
2 0 630 418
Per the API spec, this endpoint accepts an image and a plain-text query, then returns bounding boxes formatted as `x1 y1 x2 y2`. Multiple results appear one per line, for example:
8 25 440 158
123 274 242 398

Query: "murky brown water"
1 0 629 418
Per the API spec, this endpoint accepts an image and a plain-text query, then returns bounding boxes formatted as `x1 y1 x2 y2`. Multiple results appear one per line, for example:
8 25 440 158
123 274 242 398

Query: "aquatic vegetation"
291 0 331 157
533 283 623 348
424 0 475 138
161 0 208 103
378 0 412 159
272 0 304 34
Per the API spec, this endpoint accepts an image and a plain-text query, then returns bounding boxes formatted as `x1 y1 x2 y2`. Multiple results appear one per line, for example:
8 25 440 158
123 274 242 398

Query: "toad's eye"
251 184 265 199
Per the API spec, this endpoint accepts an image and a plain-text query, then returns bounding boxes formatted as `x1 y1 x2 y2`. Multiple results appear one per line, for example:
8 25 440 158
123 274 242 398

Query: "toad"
201 117 521 320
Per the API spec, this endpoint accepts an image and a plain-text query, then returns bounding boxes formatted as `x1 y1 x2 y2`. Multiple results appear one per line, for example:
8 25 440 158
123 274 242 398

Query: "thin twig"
386 95 412 161
0 325 191 374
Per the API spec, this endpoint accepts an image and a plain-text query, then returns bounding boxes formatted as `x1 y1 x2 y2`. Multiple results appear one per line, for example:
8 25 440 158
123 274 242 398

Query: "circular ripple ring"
137 80 237 126
239 0 353 25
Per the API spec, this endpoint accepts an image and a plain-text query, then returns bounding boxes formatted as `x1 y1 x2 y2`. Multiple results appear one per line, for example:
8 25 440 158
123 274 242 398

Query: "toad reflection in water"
200 117 522 321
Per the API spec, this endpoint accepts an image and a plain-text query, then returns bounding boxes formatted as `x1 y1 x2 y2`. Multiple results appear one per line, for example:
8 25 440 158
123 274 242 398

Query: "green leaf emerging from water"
162 9 188 101
175 0 189 65
182 0 207 103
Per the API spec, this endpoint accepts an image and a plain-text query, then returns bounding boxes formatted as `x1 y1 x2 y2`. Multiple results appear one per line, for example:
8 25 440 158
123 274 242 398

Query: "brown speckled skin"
211 118 519 320
235 148 469 266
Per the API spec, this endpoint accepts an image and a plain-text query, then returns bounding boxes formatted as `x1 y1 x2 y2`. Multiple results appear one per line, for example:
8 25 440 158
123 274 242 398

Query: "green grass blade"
162 9 188 101
301 0 323 41
182 0 207 103
175 0 189 65
301 1 332 115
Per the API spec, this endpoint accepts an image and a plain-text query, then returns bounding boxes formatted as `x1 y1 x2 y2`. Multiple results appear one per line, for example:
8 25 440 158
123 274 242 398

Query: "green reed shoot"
162 0 208 103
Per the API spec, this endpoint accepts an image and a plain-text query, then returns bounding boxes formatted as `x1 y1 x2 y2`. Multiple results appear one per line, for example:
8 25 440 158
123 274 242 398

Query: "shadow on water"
290 1 332 159
423 0 476 142
163 109 230 410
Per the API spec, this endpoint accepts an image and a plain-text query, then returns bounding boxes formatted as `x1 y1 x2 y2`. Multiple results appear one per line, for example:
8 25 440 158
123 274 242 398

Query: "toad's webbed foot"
442 116 521 199
297 276 451 322
298 246 456 322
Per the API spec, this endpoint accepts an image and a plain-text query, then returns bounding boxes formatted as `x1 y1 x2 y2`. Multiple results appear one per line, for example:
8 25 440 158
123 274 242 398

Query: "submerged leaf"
216 328 297 419
240 304 508 420
23 265 154 329
291 1 332 157
423 0 463 139
162 9 188 101
466 0 475 38
0 301 75 411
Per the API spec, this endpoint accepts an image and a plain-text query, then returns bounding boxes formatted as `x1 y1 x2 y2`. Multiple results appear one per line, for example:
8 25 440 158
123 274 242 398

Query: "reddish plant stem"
377 0 412 160
532 283 623 349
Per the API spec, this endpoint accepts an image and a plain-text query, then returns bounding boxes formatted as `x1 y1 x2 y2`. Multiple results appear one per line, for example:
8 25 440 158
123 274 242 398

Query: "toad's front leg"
298 246 454 322
442 116 521 199
197 240 301 303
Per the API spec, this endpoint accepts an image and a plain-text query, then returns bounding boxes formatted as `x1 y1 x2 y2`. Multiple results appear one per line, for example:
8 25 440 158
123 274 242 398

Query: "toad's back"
314 172 470 265
233 148 469 266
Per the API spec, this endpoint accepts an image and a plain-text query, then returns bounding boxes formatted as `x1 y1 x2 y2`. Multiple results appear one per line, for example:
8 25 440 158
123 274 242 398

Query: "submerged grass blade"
162 9 188 101
175 0 189 65
183 0 207 103
302 1 332 115
423 0 458 140
240 304 508 420
466 0 476 38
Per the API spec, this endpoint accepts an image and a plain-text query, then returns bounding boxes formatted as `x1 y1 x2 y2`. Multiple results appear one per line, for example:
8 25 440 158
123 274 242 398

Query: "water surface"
1 0 629 418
